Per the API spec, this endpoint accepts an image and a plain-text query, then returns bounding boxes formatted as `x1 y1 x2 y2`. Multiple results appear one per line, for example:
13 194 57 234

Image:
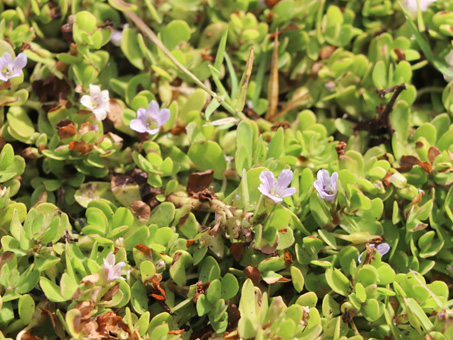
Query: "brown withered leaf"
69 140 92 153
32 75 71 109
168 329 185 335
428 146 442 164
244 266 261 285
134 244 153 258
320 45 336 59
79 122 98 134
20 331 43 340
187 170 214 194
400 155 431 173
0 251 14 270
284 251 293 266
227 302 241 332
101 283 120 301
58 124 78 139
230 243 246 263
107 98 124 128
91 287 102 303
383 170 394 188
81 273 100 284
186 239 196 248
409 190 425 207
193 281 211 302
149 273 166 301
75 301 95 322
130 200 150 222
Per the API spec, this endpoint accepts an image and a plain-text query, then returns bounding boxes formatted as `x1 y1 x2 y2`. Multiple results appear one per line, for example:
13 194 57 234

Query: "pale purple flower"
110 24 129 47
258 170 296 203
0 52 27 82
130 100 170 135
103 252 126 281
80 84 110 121
314 169 338 201
358 243 390 264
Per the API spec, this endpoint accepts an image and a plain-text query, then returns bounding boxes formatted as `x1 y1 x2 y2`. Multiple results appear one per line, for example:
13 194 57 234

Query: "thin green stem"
123 10 247 120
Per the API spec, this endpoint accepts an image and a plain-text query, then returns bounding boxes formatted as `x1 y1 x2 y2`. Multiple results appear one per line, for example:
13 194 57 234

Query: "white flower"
0 52 27 82
402 0 436 14
80 84 110 121
258 169 296 203
358 243 390 264
103 252 126 281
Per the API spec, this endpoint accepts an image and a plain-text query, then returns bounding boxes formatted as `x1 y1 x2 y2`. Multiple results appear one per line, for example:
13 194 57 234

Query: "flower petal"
12 53 27 71
376 243 390 257
331 172 339 183
146 127 160 135
259 170 275 193
130 118 147 133
148 100 160 114
80 95 93 110
281 187 296 198
93 108 107 121
136 108 147 121
276 169 293 190
156 108 171 126
0 53 12 67
262 190 283 203
89 84 101 96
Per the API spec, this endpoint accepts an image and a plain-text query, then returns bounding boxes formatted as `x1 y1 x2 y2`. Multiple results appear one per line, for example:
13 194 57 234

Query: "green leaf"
325 268 350 296
188 141 227 180
214 25 228 72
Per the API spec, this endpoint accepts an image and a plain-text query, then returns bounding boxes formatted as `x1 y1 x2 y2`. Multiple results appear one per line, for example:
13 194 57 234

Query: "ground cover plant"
0 0 453 339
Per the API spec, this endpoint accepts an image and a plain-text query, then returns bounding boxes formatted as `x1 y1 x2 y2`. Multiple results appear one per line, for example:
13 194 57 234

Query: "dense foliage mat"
0 0 452 339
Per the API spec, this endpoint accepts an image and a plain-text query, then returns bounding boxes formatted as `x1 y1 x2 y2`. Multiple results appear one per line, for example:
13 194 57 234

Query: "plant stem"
123 10 247 120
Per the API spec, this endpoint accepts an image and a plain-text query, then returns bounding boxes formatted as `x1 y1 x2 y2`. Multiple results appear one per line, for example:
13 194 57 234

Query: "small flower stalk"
0 52 27 82
258 169 296 203
103 252 126 281
80 84 110 121
130 100 170 135
358 243 390 264
314 169 338 201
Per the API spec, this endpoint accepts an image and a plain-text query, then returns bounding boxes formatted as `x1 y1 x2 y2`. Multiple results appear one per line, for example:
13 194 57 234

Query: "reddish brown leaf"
428 146 442 164
230 243 246 263
130 200 151 222
69 140 92 153
186 239 196 248
20 331 43 340
58 124 77 139
193 281 211 302
244 266 261 285
409 190 425 207
168 329 185 335
278 228 288 235
135 244 153 257
319 45 336 59
284 251 293 266
187 170 214 194
400 155 431 173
